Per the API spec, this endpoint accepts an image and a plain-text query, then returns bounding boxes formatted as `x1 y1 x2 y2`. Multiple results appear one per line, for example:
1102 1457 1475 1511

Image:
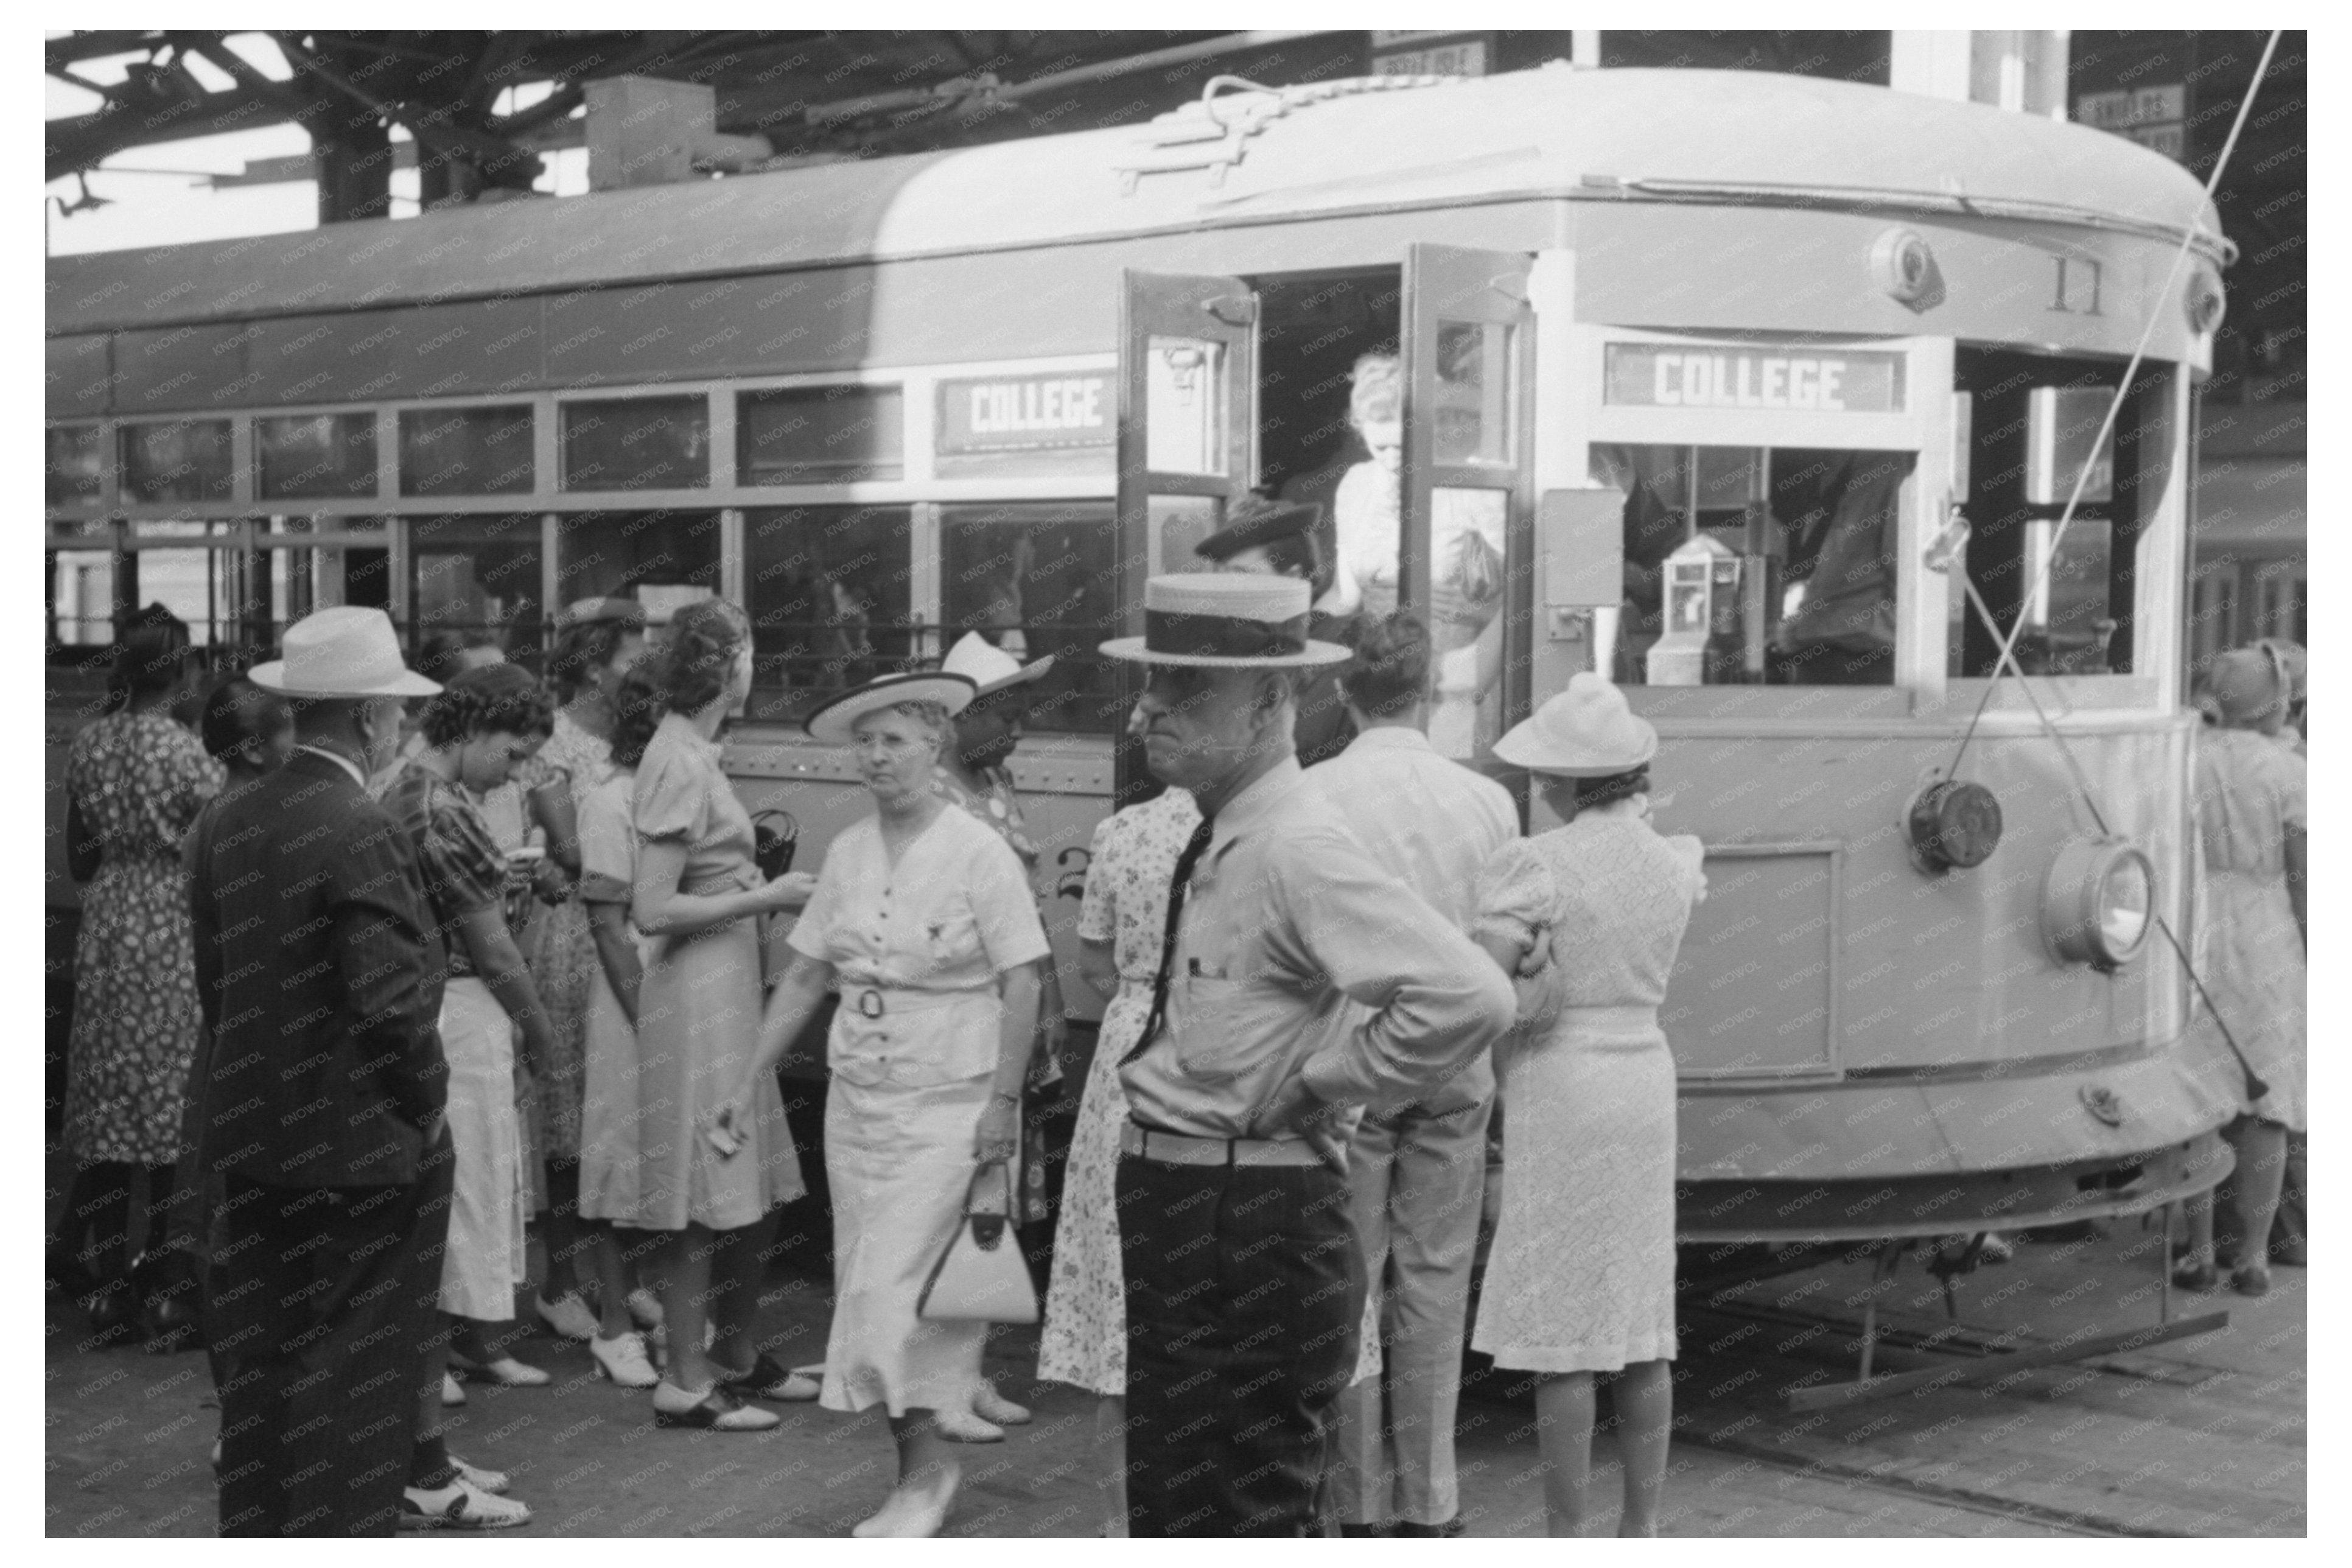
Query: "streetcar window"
399 405 534 497
123 521 240 648
561 396 710 491
1592 443 1908 686
557 509 723 617
407 513 545 663
939 502 1120 735
257 412 379 501
121 419 233 505
738 386 903 485
742 505 914 725
46 424 105 508
49 548 113 648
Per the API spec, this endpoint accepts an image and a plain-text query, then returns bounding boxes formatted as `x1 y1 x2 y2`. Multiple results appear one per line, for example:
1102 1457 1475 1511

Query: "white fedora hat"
941 630 1055 697
1494 672 1658 777
248 607 441 699
805 671 978 745
1099 574 1350 668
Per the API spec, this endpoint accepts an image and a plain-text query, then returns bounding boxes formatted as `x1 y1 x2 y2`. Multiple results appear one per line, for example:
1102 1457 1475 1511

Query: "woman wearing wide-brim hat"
719 665 1054 1536
1468 672 1707 1537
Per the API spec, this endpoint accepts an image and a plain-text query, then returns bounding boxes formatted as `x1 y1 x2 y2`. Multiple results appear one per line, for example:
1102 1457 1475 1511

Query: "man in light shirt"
1304 613 1519 1538
1099 574 1516 1537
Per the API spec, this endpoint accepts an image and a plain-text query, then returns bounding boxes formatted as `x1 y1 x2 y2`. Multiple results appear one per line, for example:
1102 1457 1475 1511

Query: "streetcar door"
1113 270 1261 799
1400 244 1535 760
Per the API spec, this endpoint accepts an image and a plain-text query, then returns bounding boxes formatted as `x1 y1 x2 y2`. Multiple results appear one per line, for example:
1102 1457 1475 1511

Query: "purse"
917 1161 1039 1325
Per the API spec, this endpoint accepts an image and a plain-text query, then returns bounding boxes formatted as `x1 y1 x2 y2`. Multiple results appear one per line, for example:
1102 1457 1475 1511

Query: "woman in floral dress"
58 607 220 1343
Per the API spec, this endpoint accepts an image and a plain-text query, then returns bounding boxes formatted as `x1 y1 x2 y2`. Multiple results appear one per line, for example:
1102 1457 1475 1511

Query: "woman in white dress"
723 671 1050 1539
1469 674 1706 1538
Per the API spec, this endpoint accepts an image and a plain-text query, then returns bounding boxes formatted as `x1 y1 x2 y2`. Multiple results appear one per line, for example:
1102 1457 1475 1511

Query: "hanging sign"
1605 343 1908 414
937 373 1115 455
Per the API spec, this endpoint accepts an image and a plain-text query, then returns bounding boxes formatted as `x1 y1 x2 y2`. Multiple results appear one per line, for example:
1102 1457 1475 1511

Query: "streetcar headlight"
2043 839 2155 971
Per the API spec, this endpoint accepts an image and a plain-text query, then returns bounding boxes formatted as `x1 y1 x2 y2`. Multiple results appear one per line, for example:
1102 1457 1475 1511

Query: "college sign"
937 373 1115 454
1605 344 1907 414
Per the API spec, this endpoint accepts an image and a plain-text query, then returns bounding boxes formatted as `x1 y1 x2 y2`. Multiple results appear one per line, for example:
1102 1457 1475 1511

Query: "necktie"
1124 814 1216 1068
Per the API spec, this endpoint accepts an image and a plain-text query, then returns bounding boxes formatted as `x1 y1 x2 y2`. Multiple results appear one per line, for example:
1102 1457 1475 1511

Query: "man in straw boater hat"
1099 573 1516 1536
1194 493 1360 766
186 607 473 1533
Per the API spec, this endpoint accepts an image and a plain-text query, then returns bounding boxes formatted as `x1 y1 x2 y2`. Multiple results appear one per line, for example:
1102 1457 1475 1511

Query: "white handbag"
917 1161 1038 1325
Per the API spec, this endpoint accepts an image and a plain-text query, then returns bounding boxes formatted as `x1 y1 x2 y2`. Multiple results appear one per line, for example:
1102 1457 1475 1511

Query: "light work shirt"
1304 725 1520 1112
1118 755 1516 1139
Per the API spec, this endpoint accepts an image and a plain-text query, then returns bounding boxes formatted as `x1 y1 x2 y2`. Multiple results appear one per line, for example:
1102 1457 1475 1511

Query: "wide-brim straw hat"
804 671 978 744
2205 646 2287 726
249 606 441 699
1099 573 1350 668
941 630 1056 697
1493 671 1658 777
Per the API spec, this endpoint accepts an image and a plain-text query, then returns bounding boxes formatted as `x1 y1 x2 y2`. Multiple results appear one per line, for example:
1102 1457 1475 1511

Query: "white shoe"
535 1291 600 1342
973 1382 1031 1426
441 1372 467 1407
592 1331 660 1389
399 1477 532 1529
626 1287 665 1331
450 1454 510 1494
452 1353 552 1388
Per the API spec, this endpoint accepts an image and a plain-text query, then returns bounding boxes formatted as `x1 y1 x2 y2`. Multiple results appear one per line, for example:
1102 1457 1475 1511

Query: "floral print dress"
65 710 222 1164
519 709 615 1161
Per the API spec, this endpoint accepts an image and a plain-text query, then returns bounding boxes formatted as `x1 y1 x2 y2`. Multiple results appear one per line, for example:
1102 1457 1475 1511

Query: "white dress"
1470 808 1705 1373
788 808 1052 1416
2185 729 2306 1131
575 771 659 1224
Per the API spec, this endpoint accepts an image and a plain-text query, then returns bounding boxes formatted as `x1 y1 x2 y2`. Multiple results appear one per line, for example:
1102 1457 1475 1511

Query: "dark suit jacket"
187 749 447 1188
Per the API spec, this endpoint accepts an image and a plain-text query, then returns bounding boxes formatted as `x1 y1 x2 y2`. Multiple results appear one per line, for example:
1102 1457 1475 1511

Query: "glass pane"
561 396 709 491
738 386 903 485
50 550 113 645
940 503 1121 735
407 513 545 662
257 412 378 500
742 506 914 723
47 425 105 507
399 405 534 496
1428 487 1509 758
1431 320 1514 466
121 419 233 504
1144 336 1225 476
556 510 723 612
127 522 239 648
1769 450 1908 685
2017 517 2118 674
1148 494 1222 577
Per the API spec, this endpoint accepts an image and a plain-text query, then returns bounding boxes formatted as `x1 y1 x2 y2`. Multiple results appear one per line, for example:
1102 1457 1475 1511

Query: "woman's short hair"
1570 766 1650 811
853 698 951 751
1349 353 1402 429
606 656 667 769
420 662 556 749
108 603 192 711
548 618 638 702
1340 612 1430 717
652 599 751 716
198 677 291 768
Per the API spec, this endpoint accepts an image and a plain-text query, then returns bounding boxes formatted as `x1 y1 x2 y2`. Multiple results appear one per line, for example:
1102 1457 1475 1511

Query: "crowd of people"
52 525 2306 1536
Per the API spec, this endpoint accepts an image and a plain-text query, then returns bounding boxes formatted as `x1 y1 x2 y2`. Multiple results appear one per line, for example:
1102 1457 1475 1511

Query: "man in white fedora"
187 607 469 1534
1099 574 1516 1537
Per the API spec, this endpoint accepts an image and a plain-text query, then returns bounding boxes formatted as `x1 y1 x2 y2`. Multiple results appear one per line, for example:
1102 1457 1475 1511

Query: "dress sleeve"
1076 813 1121 944
1472 838 1555 951
785 847 846 963
2277 749 2307 833
632 743 709 842
417 793 506 917
968 833 1052 974
576 786 633 905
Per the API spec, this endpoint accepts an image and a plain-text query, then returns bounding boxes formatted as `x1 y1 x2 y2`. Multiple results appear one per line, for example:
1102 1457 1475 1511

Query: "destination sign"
937 373 1114 455
1604 344 1906 414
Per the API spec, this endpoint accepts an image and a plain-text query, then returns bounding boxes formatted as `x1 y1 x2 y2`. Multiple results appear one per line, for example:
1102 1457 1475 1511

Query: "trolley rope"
1947 28 2283 778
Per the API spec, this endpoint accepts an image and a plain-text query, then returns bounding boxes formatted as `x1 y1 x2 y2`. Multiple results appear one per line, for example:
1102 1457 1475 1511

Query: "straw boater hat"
1494 671 1659 777
2204 646 2288 727
803 671 978 745
248 606 441 699
940 630 1055 697
1098 574 1351 668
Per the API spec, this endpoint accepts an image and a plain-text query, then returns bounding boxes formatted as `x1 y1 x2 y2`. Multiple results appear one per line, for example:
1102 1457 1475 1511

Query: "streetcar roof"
48 66 2224 335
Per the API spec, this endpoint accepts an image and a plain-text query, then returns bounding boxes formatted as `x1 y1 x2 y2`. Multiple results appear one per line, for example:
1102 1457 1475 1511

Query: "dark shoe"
2171 1259 2219 1292
718 1352 819 1403
2231 1264 2272 1298
83 1276 139 1339
135 1250 201 1352
651 1383 780 1432
1395 1519 1466 1538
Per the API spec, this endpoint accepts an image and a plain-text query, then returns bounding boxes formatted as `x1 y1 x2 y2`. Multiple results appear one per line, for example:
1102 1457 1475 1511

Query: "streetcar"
47 63 2236 1244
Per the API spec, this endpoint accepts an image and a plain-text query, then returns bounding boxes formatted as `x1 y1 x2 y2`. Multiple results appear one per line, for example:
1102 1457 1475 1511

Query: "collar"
294 744 366 788
657 710 721 758
1343 724 1433 755
1206 754 1301 861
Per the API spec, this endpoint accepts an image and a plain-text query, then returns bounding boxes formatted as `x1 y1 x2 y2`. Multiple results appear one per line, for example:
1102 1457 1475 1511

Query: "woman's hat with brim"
248 606 441 699
941 630 1056 698
556 595 648 632
1494 671 1658 777
1195 495 1322 564
1099 573 1351 668
2205 646 2287 726
804 671 978 745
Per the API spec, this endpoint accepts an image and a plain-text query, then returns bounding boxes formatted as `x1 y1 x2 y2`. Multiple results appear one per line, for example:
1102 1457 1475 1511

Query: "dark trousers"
1118 1148 1365 1537
210 1135 452 1538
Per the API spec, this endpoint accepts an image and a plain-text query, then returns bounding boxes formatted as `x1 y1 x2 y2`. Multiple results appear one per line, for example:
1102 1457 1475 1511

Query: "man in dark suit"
188 607 449 1537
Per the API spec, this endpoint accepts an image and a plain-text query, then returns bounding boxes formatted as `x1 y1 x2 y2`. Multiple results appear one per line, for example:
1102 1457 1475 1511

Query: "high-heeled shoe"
83 1273 140 1341
2231 1264 2272 1298
971 1382 1031 1426
2171 1258 2219 1292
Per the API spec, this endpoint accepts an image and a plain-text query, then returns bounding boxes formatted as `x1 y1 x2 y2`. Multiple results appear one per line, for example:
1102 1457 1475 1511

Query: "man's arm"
334 813 445 1131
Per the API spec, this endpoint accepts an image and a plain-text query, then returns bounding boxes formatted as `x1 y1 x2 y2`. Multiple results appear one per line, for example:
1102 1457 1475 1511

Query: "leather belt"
1120 1121 1324 1168
848 986 990 1020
